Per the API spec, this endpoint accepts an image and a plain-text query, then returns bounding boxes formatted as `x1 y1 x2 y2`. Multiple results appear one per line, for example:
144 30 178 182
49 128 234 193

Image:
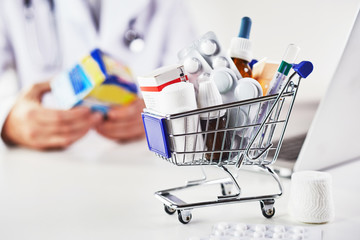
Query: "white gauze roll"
288 171 335 223
158 82 204 162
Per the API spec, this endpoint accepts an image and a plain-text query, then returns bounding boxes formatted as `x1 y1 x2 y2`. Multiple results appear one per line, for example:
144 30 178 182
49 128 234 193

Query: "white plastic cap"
229 37 252 62
198 80 223 107
197 80 225 118
282 44 300 64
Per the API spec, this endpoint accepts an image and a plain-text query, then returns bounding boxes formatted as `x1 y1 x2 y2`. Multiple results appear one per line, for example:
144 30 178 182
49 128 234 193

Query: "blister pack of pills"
189 32 241 77
189 222 322 240
178 47 213 93
178 31 241 99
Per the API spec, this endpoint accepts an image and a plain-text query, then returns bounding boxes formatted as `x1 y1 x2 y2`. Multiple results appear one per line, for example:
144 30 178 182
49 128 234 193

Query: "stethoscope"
23 0 156 70
23 0 61 71
123 0 157 53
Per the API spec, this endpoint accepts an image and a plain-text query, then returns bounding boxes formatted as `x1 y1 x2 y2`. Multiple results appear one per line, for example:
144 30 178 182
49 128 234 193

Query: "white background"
185 0 360 102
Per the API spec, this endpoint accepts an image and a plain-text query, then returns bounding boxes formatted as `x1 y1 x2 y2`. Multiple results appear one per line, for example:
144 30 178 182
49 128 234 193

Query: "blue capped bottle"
229 16 253 78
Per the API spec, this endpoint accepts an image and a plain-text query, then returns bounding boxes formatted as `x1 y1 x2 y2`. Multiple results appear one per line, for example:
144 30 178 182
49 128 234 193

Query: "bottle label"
268 72 287 95
267 60 292 95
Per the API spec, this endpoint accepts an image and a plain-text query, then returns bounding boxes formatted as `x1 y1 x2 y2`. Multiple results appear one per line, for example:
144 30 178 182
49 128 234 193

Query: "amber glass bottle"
198 80 231 162
232 57 252 78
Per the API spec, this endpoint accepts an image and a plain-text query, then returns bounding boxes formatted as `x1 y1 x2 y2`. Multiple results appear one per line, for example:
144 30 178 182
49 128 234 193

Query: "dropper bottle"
229 16 253 78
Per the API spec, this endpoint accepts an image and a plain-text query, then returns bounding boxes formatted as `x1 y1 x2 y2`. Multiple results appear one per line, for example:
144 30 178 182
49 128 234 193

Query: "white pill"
234 80 259 101
273 232 284 239
292 227 305 234
255 224 266 232
235 223 248 231
216 222 230 230
274 225 286 233
292 235 304 240
212 56 229 68
253 231 265 238
184 57 202 74
211 70 234 93
232 231 244 237
200 39 218 55
212 230 223 236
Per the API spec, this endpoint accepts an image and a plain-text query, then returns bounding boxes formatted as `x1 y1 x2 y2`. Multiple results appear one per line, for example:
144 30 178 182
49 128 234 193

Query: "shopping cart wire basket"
142 61 313 224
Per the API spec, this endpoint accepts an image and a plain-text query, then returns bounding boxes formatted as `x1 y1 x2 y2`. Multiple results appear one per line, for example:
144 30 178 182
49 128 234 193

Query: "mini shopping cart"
141 61 313 224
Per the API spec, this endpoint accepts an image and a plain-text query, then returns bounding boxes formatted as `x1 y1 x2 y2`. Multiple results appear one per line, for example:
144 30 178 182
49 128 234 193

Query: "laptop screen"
294 10 360 171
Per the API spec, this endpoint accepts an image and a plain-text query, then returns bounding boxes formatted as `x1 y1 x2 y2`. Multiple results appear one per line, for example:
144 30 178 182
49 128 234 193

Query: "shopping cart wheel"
164 204 176 215
220 182 232 196
260 199 275 218
177 210 192 224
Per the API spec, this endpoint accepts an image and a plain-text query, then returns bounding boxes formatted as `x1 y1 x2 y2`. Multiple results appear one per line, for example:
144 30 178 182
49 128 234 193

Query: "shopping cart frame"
142 61 313 224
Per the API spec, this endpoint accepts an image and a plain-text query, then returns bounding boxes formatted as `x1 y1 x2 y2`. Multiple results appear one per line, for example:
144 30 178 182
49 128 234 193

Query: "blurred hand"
95 98 145 143
1 82 102 150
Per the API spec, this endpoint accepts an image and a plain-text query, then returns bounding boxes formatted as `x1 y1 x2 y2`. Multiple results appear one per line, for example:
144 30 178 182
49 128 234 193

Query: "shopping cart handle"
292 61 313 79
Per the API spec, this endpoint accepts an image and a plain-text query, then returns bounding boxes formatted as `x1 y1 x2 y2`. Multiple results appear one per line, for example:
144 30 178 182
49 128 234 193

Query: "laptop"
270 10 360 177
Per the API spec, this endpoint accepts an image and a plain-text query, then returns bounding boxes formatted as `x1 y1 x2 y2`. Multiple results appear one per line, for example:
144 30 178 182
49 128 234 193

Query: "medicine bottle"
229 17 253 78
197 79 231 162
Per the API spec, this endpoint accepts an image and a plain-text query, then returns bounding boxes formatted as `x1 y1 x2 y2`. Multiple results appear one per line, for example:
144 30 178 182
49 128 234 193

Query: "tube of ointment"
252 44 300 141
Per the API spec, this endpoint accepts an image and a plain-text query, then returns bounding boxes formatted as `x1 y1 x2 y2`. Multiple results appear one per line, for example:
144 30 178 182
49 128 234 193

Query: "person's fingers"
2 81 102 149
31 106 92 125
23 112 102 150
39 112 103 134
107 99 145 121
96 116 143 134
96 99 145 142
31 116 101 150
89 112 104 126
97 127 145 142
37 128 91 150
96 121 145 141
118 131 145 143
25 81 52 101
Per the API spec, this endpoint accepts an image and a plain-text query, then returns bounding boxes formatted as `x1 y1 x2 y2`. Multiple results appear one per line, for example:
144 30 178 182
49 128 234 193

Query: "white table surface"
0 131 359 240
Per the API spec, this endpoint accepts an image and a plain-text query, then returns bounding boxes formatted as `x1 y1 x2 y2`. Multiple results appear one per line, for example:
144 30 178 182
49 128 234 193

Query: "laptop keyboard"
268 133 307 161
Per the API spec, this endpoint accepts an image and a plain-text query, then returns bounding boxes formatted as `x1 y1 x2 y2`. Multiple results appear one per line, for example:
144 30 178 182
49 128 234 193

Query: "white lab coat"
0 0 196 149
